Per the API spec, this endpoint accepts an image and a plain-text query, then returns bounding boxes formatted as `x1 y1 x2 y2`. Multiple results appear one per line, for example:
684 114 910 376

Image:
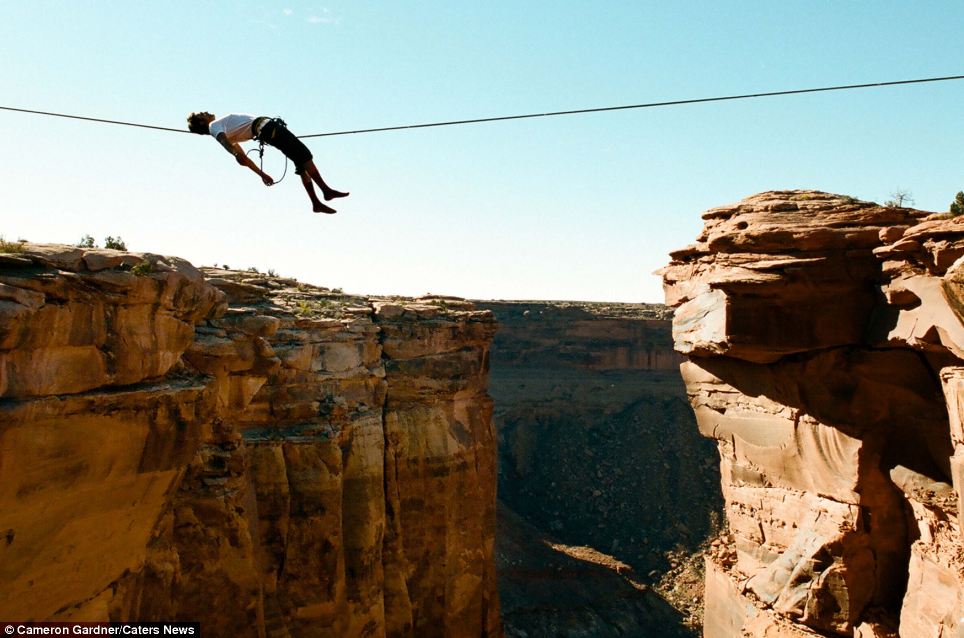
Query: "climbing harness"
248 117 289 186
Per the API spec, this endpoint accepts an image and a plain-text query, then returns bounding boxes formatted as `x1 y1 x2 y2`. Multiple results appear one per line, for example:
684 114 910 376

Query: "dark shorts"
259 120 313 174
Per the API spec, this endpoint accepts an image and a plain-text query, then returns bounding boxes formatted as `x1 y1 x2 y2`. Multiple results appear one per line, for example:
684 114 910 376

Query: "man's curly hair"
187 112 214 135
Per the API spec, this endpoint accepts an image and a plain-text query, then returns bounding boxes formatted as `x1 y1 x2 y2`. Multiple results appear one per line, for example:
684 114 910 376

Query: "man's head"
187 112 216 135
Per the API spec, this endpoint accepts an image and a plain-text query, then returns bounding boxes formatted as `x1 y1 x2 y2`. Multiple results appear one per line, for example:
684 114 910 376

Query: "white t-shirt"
209 114 257 144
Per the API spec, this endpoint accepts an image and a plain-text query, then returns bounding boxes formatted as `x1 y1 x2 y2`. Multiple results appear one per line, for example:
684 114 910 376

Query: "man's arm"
215 133 273 185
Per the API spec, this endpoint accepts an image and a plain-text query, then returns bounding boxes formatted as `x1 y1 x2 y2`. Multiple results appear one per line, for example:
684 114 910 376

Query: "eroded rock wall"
477 301 681 371
0 245 500 638
661 191 964 637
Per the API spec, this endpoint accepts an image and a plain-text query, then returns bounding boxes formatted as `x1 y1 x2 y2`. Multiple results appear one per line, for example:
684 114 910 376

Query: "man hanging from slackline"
187 112 348 214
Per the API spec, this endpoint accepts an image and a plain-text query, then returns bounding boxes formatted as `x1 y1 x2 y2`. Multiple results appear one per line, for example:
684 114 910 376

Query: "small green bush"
78 234 96 248
104 236 127 250
950 191 964 217
131 262 153 277
0 236 25 253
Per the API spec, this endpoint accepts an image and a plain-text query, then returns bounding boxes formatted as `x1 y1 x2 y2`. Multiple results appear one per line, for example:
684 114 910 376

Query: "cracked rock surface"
661 191 964 637
0 246 501 638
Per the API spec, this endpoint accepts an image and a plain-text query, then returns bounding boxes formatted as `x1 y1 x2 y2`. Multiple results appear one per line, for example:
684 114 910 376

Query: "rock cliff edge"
0 245 500 638
661 191 964 637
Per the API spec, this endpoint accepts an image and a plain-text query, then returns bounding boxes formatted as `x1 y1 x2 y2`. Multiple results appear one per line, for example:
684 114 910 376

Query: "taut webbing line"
0 105 188 133
300 74 964 138
2 74 963 139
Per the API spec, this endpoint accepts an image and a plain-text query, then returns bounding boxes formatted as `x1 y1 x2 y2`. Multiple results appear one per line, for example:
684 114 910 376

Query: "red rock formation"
0 246 501 637
661 191 964 637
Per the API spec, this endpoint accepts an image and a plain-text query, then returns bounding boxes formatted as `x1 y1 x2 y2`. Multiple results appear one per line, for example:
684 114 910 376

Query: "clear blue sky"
3 1 962 302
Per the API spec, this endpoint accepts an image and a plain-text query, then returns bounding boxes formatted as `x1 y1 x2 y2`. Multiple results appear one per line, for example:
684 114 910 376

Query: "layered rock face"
477 301 722 636
478 301 682 371
0 245 500 638
661 191 964 637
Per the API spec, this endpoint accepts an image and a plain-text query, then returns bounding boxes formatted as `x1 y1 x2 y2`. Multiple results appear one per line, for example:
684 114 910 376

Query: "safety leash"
247 140 288 186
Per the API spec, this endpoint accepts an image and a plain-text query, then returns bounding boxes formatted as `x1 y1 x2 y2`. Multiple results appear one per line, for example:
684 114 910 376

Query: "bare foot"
313 201 337 214
323 188 350 201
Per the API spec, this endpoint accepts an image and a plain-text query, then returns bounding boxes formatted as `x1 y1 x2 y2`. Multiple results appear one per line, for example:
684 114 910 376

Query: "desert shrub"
884 189 914 208
131 262 153 277
951 192 964 217
104 236 127 250
0 236 25 253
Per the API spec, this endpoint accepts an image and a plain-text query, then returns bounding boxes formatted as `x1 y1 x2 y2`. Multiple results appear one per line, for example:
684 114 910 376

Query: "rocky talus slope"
477 301 723 636
661 191 964 637
0 245 500 638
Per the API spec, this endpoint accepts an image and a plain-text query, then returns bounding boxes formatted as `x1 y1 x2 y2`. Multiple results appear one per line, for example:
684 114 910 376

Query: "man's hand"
218 133 275 186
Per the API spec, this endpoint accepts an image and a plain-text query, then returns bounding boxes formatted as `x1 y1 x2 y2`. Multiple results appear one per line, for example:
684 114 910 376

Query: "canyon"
9 189 956 638
661 190 964 637
478 301 721 636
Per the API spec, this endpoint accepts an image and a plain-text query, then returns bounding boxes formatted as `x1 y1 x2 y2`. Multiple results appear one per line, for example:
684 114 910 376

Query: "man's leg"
301 171 337 214
304 160 349 201
262 122 342 212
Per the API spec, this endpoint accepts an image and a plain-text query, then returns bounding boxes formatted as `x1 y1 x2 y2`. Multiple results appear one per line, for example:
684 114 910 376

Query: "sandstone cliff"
0 245 500 638
477 301 722 636
661 191 964 637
